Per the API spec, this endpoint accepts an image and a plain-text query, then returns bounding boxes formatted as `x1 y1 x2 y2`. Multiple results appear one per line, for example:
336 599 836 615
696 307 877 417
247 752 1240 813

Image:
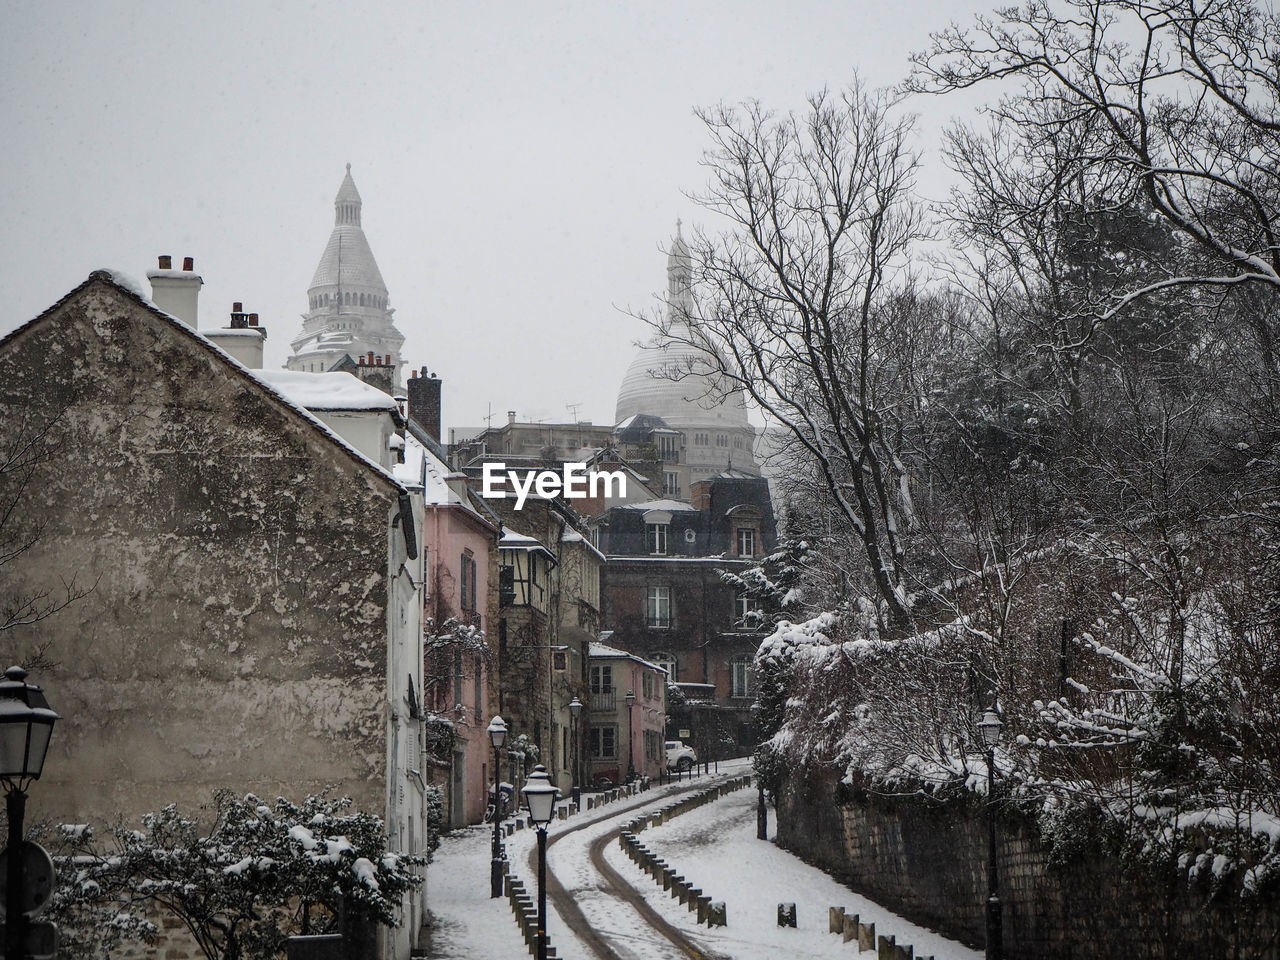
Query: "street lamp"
625 689 636 781
487 715 507 899
0 666 60 960
977 703 1003 960
567 696 582 806
521 764 559 960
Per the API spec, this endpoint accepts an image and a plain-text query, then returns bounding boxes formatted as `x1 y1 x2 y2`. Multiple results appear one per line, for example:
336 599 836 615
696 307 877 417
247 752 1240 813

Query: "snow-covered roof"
616 498 699 512
499 527 556 562
590 642 667 674
561 528 606 563
253 369 399 413
4 270 408 499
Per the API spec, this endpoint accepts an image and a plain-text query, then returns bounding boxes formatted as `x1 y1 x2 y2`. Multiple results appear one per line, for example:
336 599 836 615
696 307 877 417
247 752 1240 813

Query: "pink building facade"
406 432 501 828
586 643 667 786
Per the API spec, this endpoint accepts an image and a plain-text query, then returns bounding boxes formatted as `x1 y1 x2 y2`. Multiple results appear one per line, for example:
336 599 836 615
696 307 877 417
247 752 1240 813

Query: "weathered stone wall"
1 278 397 826
776 767 1280 960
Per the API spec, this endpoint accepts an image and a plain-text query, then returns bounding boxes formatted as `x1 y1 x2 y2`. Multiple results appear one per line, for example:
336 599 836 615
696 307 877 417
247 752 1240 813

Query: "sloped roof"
1 270 406 497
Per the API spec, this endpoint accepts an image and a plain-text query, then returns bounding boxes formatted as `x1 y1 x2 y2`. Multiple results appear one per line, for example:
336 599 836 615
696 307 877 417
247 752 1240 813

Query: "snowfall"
423 758 981 960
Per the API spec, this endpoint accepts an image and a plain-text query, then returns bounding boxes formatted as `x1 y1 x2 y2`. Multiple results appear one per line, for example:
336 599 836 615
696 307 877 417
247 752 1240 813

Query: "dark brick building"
595 471 776 759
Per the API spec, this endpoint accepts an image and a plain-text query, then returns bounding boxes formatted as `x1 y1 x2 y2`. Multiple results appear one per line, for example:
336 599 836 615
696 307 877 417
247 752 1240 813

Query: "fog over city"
1 0 991 435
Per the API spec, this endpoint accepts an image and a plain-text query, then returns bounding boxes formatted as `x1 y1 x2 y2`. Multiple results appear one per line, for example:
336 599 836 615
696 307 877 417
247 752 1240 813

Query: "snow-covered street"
424 762 981 960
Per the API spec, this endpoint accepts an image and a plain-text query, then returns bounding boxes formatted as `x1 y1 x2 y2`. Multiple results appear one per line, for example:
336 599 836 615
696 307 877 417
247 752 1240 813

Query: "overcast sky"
2 0 995 437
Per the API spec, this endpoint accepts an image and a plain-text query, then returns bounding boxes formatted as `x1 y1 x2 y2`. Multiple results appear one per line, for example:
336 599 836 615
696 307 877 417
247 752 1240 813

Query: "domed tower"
287 165 406 384
615 224 758 497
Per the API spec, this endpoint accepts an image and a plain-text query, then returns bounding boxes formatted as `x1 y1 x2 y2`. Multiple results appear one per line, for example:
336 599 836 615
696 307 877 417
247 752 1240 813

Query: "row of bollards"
828 906 935 960
614 774 754 929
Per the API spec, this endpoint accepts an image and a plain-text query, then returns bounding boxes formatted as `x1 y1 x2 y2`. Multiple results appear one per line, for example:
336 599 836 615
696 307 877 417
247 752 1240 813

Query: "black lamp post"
624 690 636 781
522 764 558 960
0 666 60 960
978 703 1003 960
567 697 582 806
487 715 507 899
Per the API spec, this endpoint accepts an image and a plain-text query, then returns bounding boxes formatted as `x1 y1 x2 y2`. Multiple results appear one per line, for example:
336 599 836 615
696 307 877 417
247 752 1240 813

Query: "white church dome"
308 165 388 296
614 338 749 428
615 224 750 429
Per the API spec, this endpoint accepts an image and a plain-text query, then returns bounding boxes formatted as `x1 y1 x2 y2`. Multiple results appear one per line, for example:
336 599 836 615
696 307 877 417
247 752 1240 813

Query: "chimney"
508 410 516 425
407 370 443 443
146 254 202 327
204 299 266 369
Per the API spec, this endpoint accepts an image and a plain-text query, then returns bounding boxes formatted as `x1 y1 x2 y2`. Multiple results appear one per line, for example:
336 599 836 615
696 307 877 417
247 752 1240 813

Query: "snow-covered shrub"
44 791 426 960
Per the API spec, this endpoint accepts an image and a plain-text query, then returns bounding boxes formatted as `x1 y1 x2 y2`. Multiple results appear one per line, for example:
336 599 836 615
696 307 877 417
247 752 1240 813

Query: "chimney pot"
182 257 194 271
411 369 418 380
249 313 259 326
158 255 172 269
232 301 243 312
508 410 516 424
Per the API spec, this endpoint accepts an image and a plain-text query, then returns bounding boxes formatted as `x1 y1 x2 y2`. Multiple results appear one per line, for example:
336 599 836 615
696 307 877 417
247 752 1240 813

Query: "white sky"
1 0 994 437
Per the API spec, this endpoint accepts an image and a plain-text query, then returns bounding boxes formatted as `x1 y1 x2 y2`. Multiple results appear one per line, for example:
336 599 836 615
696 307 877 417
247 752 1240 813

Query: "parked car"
665 740 697 772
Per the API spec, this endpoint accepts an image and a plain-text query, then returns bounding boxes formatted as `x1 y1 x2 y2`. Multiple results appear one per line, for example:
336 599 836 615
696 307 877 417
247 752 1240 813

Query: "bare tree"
656 82 931 628
911 0 1280 343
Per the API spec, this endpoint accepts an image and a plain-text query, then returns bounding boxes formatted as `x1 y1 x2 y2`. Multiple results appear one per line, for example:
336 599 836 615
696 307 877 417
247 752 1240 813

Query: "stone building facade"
0 271 428 956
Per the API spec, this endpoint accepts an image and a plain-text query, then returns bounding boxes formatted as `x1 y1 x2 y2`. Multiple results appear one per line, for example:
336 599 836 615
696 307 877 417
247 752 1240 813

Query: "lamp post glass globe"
0 666 60 785
522 764 558 825
487 715 507 750
568 696 582 718
978 707 1002 749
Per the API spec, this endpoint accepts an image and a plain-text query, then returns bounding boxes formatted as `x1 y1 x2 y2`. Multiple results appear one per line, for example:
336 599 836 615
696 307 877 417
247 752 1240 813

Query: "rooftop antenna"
483 403 495 429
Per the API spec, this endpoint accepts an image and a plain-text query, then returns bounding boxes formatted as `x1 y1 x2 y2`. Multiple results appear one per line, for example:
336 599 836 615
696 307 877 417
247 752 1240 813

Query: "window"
731 656 756 699
646 586 671 628
590 663 615 711
736 528 756 557
460 551 478 612
641 670 654 700
645 729 662 762
646 523 668 555
453 649 463 707
657 434 678 460
651 651 677 683
735 592 762 626
591 664 613 693
590 726 617 760
473 655 482 713
664 471 680 497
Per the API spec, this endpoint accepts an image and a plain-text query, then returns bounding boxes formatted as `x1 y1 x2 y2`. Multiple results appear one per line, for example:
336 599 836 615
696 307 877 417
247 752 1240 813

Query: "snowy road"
425 762 981 960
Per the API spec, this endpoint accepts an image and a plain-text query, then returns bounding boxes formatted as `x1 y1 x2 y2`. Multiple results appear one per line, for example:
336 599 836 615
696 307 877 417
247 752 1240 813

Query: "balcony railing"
591 690 616 712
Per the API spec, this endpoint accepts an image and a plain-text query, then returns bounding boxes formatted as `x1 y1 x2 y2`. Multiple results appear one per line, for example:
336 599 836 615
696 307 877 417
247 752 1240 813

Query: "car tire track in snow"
523 776 737 960
584 827 731 960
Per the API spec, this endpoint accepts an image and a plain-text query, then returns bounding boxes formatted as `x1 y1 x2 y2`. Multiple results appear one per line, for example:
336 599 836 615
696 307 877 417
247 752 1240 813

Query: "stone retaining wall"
775 767 1280 960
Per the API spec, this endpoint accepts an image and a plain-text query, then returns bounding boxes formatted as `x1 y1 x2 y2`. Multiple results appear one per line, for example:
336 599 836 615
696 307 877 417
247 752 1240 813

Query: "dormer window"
727 503 763 558
643 508 674 556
